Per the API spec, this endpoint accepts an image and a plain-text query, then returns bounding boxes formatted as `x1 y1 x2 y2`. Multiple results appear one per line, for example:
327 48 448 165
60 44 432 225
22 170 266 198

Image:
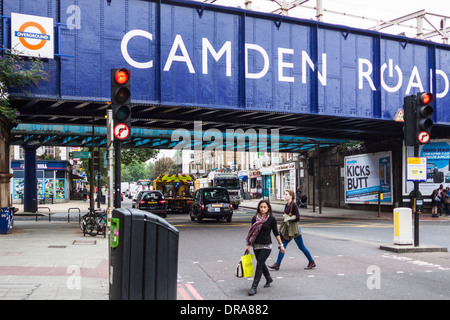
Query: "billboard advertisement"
345 151 393 204
404 140 450 198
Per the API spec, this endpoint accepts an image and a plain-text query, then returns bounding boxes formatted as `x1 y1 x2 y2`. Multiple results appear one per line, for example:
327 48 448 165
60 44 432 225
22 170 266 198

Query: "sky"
192 0 450 42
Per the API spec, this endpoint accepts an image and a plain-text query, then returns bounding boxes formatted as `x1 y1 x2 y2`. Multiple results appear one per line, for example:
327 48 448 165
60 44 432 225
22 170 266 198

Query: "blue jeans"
276 232 314 265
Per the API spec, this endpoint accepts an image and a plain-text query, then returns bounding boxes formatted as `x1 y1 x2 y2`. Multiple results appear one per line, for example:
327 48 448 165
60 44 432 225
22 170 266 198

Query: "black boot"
264 276 273 288
248 270 263 296
262 266 272 288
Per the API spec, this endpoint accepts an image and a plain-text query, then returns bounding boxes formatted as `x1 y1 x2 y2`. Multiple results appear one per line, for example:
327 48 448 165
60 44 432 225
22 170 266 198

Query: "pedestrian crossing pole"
404 92 434 247
107 108 114 222
413 143 419 247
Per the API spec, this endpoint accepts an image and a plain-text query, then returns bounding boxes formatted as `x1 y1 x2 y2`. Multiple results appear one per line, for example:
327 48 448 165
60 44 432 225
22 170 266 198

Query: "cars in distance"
131 191 141 208
190 187 233 223
135 190 167 218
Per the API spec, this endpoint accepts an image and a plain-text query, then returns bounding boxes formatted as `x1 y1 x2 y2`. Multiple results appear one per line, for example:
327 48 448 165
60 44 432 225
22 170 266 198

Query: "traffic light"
415 92 433 144
111 68 131 140
403 94 416 146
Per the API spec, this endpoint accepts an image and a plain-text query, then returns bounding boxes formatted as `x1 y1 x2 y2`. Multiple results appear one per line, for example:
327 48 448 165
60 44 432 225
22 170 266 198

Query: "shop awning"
71 173 85 180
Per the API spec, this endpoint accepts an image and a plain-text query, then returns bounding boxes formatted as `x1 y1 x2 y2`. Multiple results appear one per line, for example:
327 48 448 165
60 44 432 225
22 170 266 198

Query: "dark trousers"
254 248 271 279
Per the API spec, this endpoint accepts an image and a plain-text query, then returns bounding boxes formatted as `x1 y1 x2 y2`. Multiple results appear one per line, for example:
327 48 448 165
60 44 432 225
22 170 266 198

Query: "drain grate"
48 245 67 248
72 240 97 245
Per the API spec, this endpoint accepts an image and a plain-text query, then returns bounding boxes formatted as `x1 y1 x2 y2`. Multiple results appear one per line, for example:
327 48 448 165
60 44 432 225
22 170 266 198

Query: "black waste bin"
109 208 179 300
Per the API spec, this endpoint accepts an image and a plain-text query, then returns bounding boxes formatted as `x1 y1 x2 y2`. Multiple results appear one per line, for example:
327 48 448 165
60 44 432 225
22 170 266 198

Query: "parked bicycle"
80 209 106 237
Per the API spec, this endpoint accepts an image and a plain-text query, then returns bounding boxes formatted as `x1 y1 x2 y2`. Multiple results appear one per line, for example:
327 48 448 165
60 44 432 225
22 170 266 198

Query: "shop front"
238 170 250 199
249 170 262 199
260 167 275 200
11 160 71 204
274 162 297 200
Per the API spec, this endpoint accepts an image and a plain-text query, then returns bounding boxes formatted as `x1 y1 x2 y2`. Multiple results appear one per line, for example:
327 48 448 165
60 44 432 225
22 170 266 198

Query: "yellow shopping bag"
240 252 254 278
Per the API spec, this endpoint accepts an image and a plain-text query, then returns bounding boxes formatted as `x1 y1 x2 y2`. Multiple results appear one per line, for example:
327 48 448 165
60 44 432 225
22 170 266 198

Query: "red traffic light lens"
115 69 129 85
419 92 433 105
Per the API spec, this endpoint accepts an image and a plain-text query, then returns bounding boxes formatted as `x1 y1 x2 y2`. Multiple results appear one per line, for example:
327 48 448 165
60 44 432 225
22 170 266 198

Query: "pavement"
0 199 448 300
239 199 450 222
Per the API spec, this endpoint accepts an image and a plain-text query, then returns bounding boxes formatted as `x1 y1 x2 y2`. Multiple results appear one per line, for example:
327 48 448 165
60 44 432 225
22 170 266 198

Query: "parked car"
190 187 233 223
136 190 167 218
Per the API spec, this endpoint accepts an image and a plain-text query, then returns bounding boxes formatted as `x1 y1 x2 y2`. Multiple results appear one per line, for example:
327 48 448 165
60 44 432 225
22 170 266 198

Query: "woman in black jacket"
245 199 285 296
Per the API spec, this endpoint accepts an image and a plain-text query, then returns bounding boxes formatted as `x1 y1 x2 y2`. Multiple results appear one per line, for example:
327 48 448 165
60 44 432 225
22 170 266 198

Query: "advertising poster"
344 151 393 204
44 179 54 198
13 179 24 200
405 140 450 197
55 179 65 199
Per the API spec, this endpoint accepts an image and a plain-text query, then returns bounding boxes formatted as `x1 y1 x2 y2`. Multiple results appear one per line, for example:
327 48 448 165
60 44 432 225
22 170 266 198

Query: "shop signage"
274 162 295 172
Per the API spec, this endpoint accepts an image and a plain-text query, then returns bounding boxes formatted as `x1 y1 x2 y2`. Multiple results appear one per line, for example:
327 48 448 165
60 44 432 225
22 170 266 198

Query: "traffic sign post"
113 123 130 140
111 68 131 141
417 131 430 144
403 92 434 247
111 68 132 208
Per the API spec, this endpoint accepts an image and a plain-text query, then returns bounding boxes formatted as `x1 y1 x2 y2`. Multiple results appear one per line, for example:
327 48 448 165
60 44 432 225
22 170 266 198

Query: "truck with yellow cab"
153 174 195 214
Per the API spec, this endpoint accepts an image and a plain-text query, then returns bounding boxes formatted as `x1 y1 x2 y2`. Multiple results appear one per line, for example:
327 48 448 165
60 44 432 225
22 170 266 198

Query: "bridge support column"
23 145 38 213
0 118 13 208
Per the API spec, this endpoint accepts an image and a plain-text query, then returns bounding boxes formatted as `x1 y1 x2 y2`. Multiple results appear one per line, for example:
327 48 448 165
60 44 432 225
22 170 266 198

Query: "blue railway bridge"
1 0 449 212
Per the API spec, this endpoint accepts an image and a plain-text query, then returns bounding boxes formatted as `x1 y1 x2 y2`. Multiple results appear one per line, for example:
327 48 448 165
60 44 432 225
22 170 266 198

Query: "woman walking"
269 190 316 271
245 200 285 296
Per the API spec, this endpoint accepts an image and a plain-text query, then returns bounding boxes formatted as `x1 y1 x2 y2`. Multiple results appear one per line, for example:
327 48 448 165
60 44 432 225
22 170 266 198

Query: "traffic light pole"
404 92 434 247
89 116 95 213
107 109 114 220
114 140 121 208
413 143 419 247
111 68 131 209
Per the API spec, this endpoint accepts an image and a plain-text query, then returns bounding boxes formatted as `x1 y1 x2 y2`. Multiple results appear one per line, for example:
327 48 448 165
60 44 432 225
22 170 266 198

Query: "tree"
0 48 48 125
151 157 175 177
122 162 152 182
121 149 159 166
0 48 48 208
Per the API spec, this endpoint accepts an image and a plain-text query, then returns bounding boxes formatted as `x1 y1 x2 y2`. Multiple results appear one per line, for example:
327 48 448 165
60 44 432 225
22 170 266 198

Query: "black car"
136 190 167 218
190 187 233 222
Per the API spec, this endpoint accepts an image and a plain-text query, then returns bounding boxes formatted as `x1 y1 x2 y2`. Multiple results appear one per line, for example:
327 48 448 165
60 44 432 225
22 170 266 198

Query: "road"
123 198 450 300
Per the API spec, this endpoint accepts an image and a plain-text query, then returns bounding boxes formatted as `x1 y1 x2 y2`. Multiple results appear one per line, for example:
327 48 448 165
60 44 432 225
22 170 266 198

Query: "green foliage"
151 157 175 178
0 47 49 125
121 162 153 182
121 148 159 166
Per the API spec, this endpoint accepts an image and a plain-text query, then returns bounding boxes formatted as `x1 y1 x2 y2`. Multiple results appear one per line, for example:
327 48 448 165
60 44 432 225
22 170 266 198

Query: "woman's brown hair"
255 199 273 217
285 189 295 198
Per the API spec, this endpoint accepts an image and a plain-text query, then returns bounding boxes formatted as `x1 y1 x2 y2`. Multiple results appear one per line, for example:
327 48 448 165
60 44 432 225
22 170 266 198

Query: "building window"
44 146 55 158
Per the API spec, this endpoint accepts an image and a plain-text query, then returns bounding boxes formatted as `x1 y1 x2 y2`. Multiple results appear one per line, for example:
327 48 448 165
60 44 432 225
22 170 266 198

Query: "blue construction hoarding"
2 0 449 125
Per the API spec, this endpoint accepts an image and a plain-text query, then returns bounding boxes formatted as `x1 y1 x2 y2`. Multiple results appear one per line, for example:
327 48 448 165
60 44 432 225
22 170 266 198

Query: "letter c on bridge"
121 29 153 69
